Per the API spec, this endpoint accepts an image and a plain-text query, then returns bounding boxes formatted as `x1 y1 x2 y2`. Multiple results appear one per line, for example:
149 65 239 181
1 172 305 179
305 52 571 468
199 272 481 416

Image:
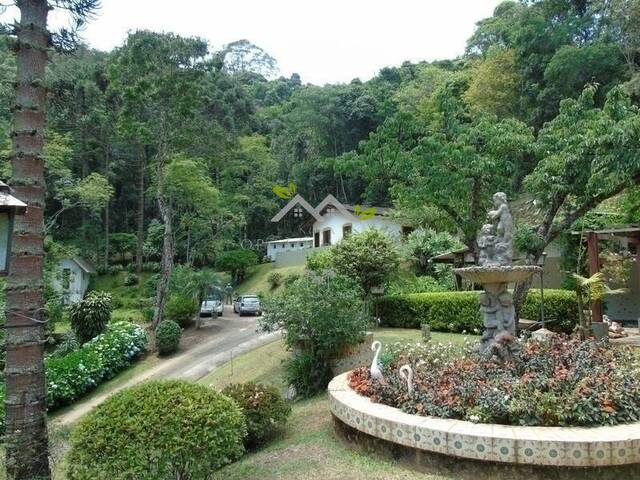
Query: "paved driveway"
52 305 277 425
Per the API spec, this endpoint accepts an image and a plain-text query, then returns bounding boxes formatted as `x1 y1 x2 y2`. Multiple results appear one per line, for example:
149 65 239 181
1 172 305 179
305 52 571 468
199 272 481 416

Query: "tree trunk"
136 145 145 272
5 1 51 478
104 145 110 269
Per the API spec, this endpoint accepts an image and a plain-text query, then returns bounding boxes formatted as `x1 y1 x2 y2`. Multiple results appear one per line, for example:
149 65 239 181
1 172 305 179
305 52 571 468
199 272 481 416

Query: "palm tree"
573 272 626 339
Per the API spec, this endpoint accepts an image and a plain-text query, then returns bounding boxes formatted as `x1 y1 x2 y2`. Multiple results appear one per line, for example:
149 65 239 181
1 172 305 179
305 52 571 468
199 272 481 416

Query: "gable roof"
65 257 96 274
271 194 322 222
313 194 356 221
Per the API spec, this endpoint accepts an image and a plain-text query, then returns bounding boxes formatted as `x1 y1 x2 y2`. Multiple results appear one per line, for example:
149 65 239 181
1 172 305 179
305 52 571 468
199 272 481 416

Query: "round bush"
165 293 198 328
123 273 139 286
156 320 181 356
222 382 291 447
69 291 113 344
66 381 247 479
267 271 283 289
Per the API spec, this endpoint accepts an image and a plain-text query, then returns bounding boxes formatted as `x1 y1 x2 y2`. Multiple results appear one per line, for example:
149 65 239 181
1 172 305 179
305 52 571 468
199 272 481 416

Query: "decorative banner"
272 182 296 200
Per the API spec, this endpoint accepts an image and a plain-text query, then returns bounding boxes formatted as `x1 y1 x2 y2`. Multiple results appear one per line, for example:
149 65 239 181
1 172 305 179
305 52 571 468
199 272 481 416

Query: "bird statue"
370 340 383 380
399 364 414 395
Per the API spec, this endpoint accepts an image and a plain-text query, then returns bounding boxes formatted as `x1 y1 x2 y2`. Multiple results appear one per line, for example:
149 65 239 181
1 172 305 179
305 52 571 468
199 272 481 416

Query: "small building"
265 237 314 261
54 257 96 304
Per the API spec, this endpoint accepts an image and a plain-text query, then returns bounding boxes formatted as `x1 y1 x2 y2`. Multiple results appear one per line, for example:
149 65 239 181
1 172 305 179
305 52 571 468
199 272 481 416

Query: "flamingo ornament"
370 341 383 380
399 364 414 395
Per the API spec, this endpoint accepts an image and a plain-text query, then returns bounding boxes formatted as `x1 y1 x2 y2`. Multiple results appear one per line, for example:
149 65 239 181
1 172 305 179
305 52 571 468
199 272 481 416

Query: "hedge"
0 321 147 435
376 289 578 334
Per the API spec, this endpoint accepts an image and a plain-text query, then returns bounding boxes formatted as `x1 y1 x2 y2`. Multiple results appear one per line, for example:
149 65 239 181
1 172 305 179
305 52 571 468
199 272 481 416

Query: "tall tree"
3 2 100 479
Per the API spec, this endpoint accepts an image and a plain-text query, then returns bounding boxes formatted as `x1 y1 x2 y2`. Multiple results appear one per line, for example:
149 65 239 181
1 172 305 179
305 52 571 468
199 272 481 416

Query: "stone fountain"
454 192 541 352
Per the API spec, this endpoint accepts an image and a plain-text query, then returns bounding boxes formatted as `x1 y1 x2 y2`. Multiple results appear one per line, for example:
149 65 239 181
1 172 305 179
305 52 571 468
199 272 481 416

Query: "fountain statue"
455 193 540 353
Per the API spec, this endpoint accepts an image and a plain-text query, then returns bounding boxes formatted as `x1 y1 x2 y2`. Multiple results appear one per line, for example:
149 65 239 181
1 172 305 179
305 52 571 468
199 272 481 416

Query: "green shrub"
260 272 368 396
283 273 300 286
376 289 578 333
165 293 198 328
66 381 246 479
267 271 283 289
123 272 138 286
216 249 258 283
305 248 332 273
222 382 291 447
156 320 181 356
69 291 113 344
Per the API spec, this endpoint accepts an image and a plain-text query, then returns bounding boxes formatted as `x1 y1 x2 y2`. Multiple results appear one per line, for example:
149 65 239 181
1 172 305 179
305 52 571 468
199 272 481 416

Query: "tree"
404 228 463 275
220 39 278 79
3 1 100 478
216 249 257 283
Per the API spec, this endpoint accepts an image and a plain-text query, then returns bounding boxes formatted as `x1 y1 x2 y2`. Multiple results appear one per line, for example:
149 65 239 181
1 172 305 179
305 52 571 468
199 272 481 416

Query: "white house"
54 257 96 304
269 194 407 262
265 237 314 261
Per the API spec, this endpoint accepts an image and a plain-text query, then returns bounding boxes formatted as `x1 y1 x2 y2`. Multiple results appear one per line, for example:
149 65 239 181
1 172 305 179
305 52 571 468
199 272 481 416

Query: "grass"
208 328 469 480
237 263 306 296
92 271 154 325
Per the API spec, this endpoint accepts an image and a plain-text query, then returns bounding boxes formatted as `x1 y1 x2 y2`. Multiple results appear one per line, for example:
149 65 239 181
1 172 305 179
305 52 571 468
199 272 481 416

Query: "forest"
1 0 639 273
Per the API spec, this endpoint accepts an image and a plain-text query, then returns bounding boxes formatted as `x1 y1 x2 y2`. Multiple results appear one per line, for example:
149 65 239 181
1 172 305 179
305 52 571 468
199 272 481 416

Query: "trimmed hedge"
0 321 147 435
376 289 578 333
156 320 181 356
66 381 246 479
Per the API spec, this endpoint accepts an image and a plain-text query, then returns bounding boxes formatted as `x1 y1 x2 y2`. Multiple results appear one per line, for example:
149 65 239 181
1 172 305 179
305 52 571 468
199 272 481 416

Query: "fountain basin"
329 371 640 467
454 265 541 284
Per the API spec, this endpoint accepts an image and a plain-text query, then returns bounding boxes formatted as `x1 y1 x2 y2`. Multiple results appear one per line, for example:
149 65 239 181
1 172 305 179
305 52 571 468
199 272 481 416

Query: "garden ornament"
370 340 383 380
399 364 413 395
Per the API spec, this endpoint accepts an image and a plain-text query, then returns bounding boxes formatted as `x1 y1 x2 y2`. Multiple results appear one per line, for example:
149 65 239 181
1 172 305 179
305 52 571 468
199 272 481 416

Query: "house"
265 237 314 261
54 257 96 304
269 194 407 264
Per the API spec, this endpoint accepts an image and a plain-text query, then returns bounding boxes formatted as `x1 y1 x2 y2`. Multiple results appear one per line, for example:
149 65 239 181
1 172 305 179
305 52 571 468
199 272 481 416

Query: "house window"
300 242 304 247
293 206 303 218
282 244 285 248
343 224 352 238
314 232 320 247
322 229 331 246
62 268 71 291
290 243 295 248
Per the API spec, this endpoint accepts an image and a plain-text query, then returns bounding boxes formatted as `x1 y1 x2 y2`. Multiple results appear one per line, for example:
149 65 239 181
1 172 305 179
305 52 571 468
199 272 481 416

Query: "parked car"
233 295 262 316
200 298 223 317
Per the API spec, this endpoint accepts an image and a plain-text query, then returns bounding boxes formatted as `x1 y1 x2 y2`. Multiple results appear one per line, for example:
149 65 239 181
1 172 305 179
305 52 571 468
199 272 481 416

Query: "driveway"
52 305 278 426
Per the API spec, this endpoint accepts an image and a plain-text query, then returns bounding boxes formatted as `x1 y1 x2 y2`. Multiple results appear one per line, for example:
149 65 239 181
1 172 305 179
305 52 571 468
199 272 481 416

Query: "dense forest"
1 0 639 271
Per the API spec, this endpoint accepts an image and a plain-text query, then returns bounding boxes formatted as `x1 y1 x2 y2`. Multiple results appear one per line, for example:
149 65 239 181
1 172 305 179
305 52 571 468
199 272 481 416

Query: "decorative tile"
493 436 516 464
587 441 612 466
609 439 639 465
515 438 543 465
415 422 448 454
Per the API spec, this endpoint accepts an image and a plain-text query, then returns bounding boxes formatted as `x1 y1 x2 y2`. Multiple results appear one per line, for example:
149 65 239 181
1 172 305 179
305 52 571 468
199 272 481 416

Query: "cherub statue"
487 192 513 265
477 223 497 266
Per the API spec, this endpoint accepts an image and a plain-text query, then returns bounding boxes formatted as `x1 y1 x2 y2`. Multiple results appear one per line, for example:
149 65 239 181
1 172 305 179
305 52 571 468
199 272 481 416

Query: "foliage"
165 294 198 328
165 265 217 327
329 229 400 293
377 290 578 333
66 381 247 479
354 336 640 427
0 321 146 419
217 249 258 283
305 248 333 273
155 320 182 356
260 272 368 396
51 331 80 358
69 291 113 344
403 228 463 275
222 382 291 448
123 272 138 286
267 271 283 289
109 233 137 263
385 274 449 296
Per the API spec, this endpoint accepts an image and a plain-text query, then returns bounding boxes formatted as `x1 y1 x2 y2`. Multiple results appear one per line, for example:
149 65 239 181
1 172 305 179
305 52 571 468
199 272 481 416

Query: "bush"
46 321 147 409
267 271 283 289
123 272 138 286
355 336 640 427
216 249 258 283
165 293 198 328
305 248 332 273
376 289 578 333
330 228 400 293
222 382 291 447
260 271 368 396
283 273 300 286
156 320 181 356
51 330 80 358
66 381 246 479
69 291 113 344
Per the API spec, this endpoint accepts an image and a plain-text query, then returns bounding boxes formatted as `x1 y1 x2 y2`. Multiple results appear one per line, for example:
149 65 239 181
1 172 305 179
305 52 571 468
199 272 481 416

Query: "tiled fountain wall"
329 372 640 468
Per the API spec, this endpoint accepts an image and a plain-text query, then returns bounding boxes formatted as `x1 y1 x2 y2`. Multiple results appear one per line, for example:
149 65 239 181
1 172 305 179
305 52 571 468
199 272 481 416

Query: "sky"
5 0 504 85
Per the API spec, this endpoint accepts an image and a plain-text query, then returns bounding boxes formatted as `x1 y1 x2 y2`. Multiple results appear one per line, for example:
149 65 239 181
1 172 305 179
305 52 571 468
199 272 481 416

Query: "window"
282 244 285 248
314 232 320 247
343 224 352 237
62 268 71 291
322 229 331 246
300 242 304 247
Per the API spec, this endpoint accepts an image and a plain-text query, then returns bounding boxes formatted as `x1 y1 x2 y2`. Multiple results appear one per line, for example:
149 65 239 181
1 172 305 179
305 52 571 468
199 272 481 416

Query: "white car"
233 295 261 316
200 298 223 317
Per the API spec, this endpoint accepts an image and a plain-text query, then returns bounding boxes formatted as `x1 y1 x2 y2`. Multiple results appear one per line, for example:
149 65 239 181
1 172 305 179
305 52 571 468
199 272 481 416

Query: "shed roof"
266 237 313 244
65 257 96 274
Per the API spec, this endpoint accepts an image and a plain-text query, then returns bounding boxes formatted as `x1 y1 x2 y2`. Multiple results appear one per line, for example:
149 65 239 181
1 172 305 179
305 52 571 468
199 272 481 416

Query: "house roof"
68 256 96 274
313 194 356 221
266 237 313 244
271 194 322 222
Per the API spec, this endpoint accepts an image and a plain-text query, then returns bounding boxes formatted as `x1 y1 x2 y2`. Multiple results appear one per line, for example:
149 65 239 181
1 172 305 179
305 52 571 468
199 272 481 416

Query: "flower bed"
0 321 147 434
349 336 640 427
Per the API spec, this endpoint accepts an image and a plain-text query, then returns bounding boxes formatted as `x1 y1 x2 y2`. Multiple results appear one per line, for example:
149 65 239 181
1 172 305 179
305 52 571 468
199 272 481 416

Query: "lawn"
92 271 154 324
236 263 306 296
209 327 470 480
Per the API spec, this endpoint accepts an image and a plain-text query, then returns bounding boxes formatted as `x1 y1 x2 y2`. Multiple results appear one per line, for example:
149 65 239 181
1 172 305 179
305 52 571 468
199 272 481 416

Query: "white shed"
265 237 313 261
54 257 96 304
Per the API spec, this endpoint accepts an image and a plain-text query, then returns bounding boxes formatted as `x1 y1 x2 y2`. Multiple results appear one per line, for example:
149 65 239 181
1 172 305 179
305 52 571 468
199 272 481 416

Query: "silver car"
233 295 261 316
200 298 223 317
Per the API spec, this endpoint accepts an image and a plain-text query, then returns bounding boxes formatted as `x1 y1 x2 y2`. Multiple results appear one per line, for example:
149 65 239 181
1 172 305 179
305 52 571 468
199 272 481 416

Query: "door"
322 229 331 246
314 232 320 247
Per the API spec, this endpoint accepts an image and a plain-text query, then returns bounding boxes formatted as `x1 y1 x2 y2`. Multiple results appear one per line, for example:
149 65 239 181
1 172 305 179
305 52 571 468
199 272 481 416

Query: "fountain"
454 192 541 352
